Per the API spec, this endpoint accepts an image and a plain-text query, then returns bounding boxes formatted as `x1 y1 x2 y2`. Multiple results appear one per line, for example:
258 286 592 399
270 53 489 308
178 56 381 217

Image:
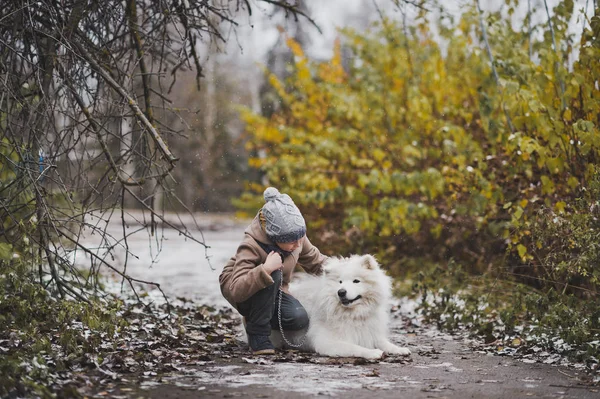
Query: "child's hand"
263 251 283 274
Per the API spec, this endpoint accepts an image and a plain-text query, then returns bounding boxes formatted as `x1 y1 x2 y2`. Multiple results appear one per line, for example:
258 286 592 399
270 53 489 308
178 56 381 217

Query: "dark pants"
237 270 309 336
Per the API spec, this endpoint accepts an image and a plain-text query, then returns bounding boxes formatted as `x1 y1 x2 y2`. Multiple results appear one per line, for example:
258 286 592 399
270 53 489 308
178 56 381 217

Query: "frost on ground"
67 213 599 398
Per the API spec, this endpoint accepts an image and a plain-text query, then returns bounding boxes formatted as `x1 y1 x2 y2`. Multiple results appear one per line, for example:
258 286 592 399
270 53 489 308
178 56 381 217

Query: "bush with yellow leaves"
238 2 600 294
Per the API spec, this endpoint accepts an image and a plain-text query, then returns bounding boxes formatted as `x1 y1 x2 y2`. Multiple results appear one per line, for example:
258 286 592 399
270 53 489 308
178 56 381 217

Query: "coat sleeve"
297 236 328 275
227 242 274 304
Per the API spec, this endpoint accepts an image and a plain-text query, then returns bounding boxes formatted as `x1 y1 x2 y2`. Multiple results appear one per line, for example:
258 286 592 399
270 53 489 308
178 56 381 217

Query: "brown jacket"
219 214 328 308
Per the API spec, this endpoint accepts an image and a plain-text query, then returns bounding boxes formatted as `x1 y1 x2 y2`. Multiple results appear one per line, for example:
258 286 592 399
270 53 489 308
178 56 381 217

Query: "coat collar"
245 213 271 244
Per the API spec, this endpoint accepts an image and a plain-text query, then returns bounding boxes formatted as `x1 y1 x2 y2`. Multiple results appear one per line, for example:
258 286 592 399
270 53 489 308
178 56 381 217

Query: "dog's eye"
353 279 360 284
339 280 342 284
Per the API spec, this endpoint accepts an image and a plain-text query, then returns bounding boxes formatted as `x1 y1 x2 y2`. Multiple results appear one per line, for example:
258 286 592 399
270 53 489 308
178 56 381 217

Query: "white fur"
273 254 411 359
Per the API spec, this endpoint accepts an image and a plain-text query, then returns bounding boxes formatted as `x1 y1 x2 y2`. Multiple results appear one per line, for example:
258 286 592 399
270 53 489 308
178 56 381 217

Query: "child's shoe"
248 334 275 355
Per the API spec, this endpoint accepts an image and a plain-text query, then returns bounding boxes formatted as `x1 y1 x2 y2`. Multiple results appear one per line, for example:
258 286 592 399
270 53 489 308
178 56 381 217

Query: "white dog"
273 254 411 359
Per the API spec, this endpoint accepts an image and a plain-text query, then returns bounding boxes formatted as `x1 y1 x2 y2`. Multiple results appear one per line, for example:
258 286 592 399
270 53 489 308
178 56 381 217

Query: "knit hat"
261 187 306 243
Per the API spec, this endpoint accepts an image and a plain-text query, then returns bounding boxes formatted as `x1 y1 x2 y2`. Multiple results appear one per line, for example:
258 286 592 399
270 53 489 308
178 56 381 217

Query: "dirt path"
104 310 599 399
81 214 599 398
142 351 595 399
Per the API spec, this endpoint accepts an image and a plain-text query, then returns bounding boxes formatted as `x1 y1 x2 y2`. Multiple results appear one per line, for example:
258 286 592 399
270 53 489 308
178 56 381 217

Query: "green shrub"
414 260 600 366
0 259 123 397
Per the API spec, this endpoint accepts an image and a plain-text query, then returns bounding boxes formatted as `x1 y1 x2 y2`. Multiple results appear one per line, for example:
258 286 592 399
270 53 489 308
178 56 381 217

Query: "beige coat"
219 214 328 308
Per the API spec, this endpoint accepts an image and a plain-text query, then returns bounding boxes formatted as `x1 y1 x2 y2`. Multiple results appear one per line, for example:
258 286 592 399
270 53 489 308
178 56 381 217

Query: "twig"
58 229 170 306
260 0 322 34
557 369 576 378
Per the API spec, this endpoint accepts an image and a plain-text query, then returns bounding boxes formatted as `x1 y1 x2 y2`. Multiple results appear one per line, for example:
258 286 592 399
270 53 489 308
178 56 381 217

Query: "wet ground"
142 345 598 399
121 311 599 399
78 212 600 398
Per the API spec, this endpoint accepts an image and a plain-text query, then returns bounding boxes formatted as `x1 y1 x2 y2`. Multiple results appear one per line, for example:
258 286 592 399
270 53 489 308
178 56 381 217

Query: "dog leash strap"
277 278 307 348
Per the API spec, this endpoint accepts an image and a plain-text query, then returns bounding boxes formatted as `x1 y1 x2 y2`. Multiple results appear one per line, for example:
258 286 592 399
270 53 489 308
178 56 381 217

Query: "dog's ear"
321 257 336 274
362 254 379 270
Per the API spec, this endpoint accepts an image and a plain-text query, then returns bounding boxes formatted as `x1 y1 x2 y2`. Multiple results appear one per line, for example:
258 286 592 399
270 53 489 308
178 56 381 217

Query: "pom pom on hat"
261 187 306 243
263 187 280 202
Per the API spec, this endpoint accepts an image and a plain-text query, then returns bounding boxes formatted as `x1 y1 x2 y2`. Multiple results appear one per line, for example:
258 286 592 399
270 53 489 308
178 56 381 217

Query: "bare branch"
0 0 318 304
71 35 179 164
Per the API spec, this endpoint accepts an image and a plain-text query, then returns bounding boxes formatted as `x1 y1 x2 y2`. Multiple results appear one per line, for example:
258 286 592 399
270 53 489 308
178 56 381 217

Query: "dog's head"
322 254 389 308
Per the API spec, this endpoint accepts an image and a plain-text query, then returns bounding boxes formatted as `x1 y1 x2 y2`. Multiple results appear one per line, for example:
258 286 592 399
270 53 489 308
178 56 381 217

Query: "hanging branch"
71 36 179 165
57 62 157 186
475 0 515 134
126 0 161 236
126 0 155 129
172 0 205 91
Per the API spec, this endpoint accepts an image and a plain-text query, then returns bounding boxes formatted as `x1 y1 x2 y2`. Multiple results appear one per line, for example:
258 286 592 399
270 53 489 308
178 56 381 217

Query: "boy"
219 187 328 354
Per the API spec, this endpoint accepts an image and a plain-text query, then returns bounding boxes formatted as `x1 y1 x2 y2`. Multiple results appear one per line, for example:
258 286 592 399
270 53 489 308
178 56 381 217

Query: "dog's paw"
387 346 411 356
363 349 384 359
395 347 411 356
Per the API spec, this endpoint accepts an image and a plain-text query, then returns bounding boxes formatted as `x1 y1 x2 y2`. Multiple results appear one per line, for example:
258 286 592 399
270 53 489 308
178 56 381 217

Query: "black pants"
237 270 309 336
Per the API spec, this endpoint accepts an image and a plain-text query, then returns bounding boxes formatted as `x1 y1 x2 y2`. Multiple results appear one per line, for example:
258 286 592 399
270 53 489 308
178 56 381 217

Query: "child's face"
276 238 303 252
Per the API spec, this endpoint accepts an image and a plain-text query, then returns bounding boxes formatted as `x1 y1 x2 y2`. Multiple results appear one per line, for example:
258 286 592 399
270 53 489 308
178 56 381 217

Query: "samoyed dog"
275 254 411 359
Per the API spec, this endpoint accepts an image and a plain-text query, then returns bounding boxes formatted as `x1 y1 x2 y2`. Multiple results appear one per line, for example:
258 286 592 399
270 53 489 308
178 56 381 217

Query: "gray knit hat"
261 187 306 243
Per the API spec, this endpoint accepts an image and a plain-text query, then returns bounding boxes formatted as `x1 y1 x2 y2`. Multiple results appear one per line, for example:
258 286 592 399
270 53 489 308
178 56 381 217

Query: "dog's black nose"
337 288 347 298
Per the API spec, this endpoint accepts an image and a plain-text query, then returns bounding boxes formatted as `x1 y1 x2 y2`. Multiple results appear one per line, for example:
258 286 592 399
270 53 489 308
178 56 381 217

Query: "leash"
276 274 307 348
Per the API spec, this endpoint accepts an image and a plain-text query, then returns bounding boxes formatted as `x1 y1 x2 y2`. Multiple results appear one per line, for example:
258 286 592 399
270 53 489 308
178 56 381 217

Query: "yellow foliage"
238 11 600 266
286 38 305 58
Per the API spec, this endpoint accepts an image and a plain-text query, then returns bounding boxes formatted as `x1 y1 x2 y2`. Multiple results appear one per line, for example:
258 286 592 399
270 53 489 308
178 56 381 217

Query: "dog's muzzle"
338 288 362 306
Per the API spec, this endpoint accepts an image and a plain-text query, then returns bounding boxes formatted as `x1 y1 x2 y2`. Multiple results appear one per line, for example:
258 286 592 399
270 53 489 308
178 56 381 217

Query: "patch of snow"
182 364 397 395
524 383 539 388
75 214 248 308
